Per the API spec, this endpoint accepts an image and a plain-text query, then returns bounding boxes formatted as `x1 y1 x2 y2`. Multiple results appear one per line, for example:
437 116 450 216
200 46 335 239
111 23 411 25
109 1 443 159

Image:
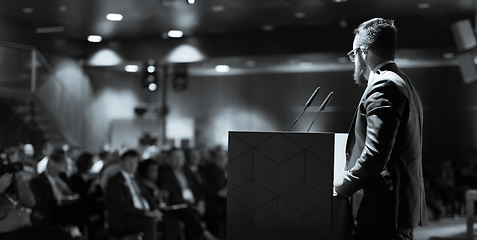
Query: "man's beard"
353 58 368 86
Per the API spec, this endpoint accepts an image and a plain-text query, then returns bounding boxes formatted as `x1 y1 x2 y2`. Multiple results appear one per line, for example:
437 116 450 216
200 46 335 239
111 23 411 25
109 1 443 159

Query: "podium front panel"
227 131 335 240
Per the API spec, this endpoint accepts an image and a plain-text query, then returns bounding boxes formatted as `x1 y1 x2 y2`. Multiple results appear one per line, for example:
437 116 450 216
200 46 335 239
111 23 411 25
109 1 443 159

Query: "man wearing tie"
106 150 162 240
334 18 428 240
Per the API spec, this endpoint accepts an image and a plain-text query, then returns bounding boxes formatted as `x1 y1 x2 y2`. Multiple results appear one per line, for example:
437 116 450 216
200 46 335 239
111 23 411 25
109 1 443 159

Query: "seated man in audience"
186 147 227 238
106 150 162 240
0 155 73 240
36 141 55 174
158 148 219 240
69 152 106 240
29 148 86 234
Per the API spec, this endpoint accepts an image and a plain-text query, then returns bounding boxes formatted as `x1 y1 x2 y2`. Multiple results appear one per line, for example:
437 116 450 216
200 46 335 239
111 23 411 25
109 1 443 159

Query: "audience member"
185 148 226 238
455 149 477 214
65 145 82 177
105 150 162 240
29 148 87 235
69 152 106 239
99 148 121 192
158 148 219 240
0 150 73 240
138 159 184 240
36 141 55 174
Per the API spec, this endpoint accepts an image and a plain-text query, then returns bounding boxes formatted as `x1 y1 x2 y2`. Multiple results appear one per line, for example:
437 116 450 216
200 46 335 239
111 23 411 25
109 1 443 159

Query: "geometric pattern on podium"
228 131 334 240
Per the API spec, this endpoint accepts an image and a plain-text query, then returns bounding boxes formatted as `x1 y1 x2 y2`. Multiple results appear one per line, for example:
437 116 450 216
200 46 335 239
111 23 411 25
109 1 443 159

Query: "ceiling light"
245 60 256 67
148 83 157 91
125 65 139 72
215 65 230 72
187 0 195 4
294 12 305 18
213 5 225 12
36 26 65 33
59 6 67 12
168 30 183 38
443 53 455 59
87 49 122 66
107 13 123 21
22 8 34 13
262 25 274 31
417 3 430 9
147 66 156 73
166 44 204 63
333 0 347 2
88 35 102 42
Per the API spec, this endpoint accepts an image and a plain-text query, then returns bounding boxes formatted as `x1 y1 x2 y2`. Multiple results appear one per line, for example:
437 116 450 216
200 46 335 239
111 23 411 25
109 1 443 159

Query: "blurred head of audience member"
167 148 185 171
46 149 67 178
42 142 55 159
119 150 139 174
138 159 159 183
76 153 94 175
211 147 227 170
185 148 202 168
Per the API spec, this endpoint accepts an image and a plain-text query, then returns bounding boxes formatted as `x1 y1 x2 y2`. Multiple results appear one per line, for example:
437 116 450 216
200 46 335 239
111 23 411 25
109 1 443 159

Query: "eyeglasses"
347 46 362 62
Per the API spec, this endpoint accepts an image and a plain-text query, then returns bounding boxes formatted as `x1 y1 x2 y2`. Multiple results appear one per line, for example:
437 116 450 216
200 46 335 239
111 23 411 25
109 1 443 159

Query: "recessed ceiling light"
168 30 183 38
212 5 225 12
125 65 139 72
106 13 123 21
215 65 230 72
417 3 430 9
443 53 455 59
36 26 65 33
188 0 195 4
245 60 256 67
147 66 156 73
22 8 34 13
294 12 305 18
148 83 157 91
332 0 347 2
88 35 102 42
262 25 274 31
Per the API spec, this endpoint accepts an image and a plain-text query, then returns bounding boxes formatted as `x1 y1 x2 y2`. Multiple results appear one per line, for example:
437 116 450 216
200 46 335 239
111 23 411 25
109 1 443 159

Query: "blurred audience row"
0 141 228 240
424 149 477 220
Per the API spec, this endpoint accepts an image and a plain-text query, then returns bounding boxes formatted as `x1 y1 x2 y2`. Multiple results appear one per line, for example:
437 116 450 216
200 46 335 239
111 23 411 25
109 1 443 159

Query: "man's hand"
0 173 13 193
145 209 163 221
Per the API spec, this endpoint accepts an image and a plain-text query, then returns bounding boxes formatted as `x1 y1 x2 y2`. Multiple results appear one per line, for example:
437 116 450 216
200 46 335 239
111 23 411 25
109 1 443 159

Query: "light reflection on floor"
413 217 473 240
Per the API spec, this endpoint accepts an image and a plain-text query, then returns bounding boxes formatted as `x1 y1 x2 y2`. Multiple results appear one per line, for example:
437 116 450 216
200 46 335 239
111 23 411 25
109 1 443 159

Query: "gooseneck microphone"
288 86 320 132
307 91 334 133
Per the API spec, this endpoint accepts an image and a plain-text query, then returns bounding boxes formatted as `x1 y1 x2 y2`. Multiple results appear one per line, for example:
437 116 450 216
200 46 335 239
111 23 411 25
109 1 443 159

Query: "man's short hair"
49 148 66 164
120 149 139 161
354 18 397 59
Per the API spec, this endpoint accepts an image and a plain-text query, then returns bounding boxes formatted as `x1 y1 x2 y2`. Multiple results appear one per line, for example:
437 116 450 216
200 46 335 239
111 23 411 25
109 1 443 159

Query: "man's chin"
353 74 367 86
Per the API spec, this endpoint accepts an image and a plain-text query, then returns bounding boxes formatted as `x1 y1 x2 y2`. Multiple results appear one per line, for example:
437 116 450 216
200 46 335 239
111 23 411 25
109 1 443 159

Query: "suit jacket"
105 172 157 222
29 173 58 226
157 165 202 206
334 63 428 229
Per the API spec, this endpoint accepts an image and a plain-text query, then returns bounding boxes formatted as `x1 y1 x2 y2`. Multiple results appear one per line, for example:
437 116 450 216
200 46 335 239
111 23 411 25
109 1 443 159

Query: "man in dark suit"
30 148 85 229
334 18 428 240
105 149 162 240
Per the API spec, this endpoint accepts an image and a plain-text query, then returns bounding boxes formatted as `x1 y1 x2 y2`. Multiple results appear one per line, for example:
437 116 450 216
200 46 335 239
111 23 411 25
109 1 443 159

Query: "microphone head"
319 91 334 111
305 86 320 107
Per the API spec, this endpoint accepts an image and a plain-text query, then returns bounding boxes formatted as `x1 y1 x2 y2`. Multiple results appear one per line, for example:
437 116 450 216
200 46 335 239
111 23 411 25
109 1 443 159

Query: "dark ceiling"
1 0 475 41
0 0 476 72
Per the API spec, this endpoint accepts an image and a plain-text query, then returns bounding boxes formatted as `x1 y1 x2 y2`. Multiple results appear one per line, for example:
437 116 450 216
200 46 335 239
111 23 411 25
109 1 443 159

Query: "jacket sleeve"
105 175 148 216
335 79 404 198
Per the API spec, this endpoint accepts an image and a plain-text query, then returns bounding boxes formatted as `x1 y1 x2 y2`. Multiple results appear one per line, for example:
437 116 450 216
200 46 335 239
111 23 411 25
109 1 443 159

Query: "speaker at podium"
227 131 353 240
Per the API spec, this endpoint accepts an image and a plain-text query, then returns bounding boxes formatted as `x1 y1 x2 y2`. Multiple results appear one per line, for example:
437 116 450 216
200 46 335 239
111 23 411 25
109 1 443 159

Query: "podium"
227 131 353 240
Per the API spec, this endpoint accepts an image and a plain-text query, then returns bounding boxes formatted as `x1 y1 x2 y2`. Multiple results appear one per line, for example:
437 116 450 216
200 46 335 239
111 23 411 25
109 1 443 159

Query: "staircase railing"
0 40 105 150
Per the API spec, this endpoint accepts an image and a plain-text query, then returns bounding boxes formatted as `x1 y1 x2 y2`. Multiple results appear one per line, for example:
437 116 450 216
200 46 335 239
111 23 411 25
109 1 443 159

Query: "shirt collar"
120 169 134 179
367 60 394 86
